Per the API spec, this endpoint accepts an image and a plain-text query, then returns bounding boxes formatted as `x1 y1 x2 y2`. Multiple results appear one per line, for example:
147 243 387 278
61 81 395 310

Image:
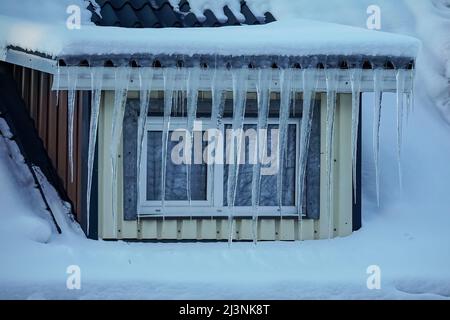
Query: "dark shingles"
128 0 151 10
109 0 128 9
87 0 275 28
240 3 261 25
203 9 222 27
182 12 202 28
264 12 276 24
178 0 190 13
97 2 121 26
223 6 241 26
115 3 140 28
150 0 169 9
154 2 182 27
135 4 161 28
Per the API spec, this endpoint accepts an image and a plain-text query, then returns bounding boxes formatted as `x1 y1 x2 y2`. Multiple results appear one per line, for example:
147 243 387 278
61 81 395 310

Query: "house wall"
98 91 353 241
10 65 86 222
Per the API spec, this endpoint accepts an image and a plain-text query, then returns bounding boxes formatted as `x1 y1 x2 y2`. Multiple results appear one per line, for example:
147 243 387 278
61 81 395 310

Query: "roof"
87 0 276 28
0 1 420 71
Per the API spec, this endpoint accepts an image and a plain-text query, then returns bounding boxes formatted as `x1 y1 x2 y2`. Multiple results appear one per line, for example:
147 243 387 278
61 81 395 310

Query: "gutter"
0 47 416 93
2 48 57 75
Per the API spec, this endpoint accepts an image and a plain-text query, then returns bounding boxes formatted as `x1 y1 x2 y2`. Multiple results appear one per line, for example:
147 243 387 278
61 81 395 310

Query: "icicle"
136 68 153 218
297 69 317 217
110 67 131 230
85 67 104 236
186 68 201 205
297 69 318 241
250 68 272 244
67 67 79 183
405 67 415 123
373 68 383 207
227 67 248 245
396 69 406 189
325 68 339 239
161 68 176 212
209 69 227 206
350 68 362 201
277 69 294 214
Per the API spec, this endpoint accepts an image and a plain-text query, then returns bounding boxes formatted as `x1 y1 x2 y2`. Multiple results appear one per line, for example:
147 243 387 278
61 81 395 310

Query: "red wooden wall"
11 65 85 221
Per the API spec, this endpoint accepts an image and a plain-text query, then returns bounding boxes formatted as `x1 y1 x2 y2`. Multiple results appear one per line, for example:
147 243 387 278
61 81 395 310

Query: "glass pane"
223 124 296 207
146 130 207 201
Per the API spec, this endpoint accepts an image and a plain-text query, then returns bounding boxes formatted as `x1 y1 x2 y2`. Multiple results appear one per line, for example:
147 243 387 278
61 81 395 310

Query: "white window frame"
138 116 301 217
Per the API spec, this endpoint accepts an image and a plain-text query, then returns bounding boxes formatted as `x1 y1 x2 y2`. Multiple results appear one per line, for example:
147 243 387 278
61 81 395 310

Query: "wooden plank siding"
10 65 86 222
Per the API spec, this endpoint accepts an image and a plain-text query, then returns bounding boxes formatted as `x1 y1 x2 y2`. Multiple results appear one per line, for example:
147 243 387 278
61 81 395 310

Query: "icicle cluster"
227 68 249 244
250 69 272 244
66 67 79 183
161 68 176 214
325 69 339 238
70 62 415 243
86 67 104 235
186 68 201 205
350 68 362 202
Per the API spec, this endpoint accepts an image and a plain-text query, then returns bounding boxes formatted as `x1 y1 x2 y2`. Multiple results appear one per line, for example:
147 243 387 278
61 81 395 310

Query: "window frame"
138 116 302 218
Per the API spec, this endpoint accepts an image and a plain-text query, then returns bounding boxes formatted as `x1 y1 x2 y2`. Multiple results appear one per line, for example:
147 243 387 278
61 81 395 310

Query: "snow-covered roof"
0 1 420 70
88 0 276 28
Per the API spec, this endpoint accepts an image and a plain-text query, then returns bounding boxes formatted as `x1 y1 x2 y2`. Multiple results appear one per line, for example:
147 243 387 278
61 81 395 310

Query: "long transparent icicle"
277 69 294 214
297 69 317 218
350 68 362 201
110 67 131 231
396 69 406 189
405 68 415 123
136 68 153 219
161 68 176 212
373 69 383 206
250 69 271 244
210 69 227 205
227 68 248 245
325 69 339 239
186 68 201 204
297 69 318 241
86 67 103 236
67 67 79 183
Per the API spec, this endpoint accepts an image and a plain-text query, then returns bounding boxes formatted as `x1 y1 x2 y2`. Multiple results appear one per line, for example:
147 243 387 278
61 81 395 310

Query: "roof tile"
223 6 241 26
240 3 261 25
87 0 275 28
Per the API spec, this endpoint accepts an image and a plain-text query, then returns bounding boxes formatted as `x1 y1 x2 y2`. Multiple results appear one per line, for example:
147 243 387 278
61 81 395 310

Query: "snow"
2 91 450 299
0 2 419 59
266 0 450 128
0 0 449 300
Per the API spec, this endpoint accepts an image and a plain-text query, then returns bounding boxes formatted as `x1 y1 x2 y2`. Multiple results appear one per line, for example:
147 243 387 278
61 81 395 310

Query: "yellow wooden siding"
98 91 353 241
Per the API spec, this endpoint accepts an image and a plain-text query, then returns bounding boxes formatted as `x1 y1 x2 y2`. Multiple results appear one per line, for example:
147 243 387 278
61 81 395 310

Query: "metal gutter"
1 48 57 75
0 48 415 93
54 67 415 93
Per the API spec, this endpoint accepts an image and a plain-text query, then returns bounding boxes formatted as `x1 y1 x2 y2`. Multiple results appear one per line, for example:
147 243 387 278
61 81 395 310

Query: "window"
122 92 321 220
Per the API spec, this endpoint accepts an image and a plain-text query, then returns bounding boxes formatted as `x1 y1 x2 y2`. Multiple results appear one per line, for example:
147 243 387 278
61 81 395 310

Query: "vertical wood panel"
21 67 30 110
38 72 49 147
57 91 68 189
47 86 58 169
12 65 20 83
29 70 39 124
10 67 85 226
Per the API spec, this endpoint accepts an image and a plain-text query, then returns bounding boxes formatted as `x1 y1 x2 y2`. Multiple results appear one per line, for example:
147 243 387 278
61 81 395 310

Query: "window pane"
146 131 207 201
223 124 296 207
